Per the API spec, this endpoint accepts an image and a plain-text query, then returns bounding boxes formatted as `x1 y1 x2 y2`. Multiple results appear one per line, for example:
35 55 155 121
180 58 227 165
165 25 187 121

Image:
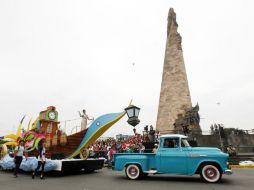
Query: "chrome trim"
145 170 157 174
189 154 208 158
224 169 233 175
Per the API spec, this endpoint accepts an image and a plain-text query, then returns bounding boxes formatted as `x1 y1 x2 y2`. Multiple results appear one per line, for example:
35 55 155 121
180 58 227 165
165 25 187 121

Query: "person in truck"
163 139 174 148
152 144 158 153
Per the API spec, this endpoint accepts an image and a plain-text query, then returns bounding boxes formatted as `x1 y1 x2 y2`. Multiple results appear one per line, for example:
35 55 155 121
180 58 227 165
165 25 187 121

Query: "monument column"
156 8 192 134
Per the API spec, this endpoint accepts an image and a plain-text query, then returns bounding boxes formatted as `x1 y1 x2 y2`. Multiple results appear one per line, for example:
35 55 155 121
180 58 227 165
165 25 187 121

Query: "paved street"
0 168 253 190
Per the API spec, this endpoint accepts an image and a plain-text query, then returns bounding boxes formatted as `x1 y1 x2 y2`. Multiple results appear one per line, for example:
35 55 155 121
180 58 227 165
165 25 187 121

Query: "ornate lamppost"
124 105 140 134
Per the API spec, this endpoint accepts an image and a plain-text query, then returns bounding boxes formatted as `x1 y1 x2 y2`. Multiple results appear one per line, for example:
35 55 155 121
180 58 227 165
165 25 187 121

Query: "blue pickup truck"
113 134 232 183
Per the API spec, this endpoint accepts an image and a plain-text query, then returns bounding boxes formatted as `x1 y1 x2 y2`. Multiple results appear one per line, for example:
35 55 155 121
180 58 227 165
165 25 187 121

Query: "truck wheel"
200 164 221 183
125 165 141 180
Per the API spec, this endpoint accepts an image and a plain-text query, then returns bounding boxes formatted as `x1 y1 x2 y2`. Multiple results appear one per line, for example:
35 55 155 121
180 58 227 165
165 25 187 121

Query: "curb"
229 165 254 168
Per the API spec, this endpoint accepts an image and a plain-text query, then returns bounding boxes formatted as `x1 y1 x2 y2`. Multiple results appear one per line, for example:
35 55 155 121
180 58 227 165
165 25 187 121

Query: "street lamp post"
125 105 140 134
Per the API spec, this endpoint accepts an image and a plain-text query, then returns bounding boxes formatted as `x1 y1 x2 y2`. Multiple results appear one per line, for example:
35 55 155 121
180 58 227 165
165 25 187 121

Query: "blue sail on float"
67 111 126 159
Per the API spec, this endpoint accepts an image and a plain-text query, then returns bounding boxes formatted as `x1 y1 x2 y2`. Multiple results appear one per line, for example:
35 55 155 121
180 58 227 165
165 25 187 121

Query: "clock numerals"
48 111 56 120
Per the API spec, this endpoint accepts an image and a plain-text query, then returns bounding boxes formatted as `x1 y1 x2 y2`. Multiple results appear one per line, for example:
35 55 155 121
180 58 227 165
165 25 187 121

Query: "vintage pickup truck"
113 134 232 183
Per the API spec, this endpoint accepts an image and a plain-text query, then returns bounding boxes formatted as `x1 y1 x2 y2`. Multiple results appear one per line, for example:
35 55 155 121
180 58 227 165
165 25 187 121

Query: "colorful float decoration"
0 106 126 161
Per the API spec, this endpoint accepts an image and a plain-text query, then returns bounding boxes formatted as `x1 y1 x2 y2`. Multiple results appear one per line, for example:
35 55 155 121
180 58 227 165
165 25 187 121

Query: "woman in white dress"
78 109 94 130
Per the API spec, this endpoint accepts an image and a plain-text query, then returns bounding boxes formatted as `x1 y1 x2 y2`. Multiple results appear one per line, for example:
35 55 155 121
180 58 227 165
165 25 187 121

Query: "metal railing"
59 118 93 135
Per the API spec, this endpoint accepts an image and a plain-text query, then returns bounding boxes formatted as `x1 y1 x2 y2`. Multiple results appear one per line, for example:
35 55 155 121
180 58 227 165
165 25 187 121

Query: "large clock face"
48 111 56 120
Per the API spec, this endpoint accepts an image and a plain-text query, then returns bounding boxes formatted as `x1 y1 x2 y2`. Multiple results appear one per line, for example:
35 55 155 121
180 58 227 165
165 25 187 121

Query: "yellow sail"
17 115 26 137
4 141 18 146
27 117 32 131
4 134 18 141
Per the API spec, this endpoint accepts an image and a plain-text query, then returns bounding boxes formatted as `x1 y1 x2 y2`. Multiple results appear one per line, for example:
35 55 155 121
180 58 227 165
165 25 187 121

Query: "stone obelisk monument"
156 8 193 134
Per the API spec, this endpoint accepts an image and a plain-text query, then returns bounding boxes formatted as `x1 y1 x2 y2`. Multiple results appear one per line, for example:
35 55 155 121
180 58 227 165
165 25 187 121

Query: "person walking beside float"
32 141 46 179
13 141 25 177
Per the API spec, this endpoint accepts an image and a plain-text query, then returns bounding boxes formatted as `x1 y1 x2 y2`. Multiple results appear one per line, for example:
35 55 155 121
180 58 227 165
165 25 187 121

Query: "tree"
223 128 247 136
218 124 225 138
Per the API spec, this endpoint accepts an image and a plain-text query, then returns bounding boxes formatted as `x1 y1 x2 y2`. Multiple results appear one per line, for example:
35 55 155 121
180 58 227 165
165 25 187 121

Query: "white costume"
79 110 93 130
81 114 89 130
15 146 24 156
38 147 46 162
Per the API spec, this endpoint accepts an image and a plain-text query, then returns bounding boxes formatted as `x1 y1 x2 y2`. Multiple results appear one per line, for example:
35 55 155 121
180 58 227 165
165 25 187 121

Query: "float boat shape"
1 106 126 172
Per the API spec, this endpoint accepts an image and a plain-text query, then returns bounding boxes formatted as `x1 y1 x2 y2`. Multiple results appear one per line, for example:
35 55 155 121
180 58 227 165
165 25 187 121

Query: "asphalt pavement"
0 168 253 190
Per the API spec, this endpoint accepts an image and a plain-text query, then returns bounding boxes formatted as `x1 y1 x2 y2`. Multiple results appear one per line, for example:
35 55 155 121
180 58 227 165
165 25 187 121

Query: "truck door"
158 137 187 174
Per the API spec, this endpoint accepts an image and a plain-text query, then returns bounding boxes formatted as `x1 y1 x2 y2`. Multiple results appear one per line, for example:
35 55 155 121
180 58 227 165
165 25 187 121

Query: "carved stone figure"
173 103 201 134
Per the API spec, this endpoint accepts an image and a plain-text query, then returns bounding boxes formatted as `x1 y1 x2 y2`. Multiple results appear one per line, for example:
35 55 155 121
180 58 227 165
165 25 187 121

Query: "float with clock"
0 106 126 173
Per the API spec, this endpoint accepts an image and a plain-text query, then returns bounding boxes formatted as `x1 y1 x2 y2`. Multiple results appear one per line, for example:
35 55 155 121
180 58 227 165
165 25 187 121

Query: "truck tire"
125 164 141 180
200 164 222 183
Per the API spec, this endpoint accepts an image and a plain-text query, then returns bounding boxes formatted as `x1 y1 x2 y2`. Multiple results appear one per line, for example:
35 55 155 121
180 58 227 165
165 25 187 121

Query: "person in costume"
32 141 46 179
78 109 94 130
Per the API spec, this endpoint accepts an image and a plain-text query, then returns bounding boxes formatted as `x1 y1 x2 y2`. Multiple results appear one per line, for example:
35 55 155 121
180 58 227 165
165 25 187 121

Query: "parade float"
0 106 126 173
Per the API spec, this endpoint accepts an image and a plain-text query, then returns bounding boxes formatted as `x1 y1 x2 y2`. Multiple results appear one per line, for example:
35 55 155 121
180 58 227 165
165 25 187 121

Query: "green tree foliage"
223 128 248 136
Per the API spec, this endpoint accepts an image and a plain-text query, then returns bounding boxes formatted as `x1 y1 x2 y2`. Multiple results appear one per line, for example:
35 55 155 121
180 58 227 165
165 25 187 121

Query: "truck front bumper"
224 169 233 175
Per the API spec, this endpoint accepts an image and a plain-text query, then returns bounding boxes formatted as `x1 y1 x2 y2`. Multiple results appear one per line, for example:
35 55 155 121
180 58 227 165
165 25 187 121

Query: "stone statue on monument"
173 103 201 134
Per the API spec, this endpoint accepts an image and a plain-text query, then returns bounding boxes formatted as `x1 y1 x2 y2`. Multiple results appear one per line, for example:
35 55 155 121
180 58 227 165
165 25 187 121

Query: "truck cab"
156 135 190 174
113 134 232 183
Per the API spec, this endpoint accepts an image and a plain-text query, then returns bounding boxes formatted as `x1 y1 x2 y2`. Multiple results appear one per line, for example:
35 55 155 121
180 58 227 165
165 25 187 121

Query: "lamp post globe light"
124 105 140 134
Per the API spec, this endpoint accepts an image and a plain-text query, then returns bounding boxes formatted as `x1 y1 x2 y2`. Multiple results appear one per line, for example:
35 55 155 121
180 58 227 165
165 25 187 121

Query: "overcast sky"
0 0 254 137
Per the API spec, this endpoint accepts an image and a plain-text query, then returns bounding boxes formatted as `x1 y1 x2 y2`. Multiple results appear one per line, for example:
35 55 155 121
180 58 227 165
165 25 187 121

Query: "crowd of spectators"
87 126 160 165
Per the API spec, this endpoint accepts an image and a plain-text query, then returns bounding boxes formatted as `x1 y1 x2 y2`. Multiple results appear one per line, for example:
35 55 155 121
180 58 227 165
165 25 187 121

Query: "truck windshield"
181 138 191 147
